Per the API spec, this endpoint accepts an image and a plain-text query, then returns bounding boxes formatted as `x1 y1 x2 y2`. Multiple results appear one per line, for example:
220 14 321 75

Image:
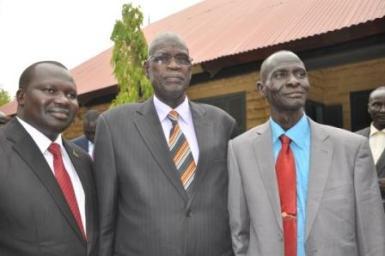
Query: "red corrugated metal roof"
2 0 385 116
144 0 385 63
0 100 17 116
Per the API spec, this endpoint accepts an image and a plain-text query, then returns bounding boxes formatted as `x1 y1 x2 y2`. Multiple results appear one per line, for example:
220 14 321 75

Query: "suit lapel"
305 120 333 240
5 119 86 243
64 140 92 243
376 152 385 177
252 121 283 230
134 98 189 202
359 127 385 177
187 102 209 200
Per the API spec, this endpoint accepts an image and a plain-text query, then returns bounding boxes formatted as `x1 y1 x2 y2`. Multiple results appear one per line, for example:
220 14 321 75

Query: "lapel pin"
73 149 79 158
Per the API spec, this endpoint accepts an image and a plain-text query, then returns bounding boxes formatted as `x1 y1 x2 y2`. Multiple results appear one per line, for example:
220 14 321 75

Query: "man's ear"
256 81 265 96
16 88 25 107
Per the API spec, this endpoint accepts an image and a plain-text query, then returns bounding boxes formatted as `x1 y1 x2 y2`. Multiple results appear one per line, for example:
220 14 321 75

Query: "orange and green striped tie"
168 110 196 191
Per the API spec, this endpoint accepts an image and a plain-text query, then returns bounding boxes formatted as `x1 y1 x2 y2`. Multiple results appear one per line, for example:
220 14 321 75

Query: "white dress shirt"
88 140 94 158
16 117 86 233
153 95 199 164
369 123 385 164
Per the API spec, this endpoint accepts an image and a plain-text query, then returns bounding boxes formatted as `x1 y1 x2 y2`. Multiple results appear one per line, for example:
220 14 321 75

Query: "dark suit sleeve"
93 115 118 256
354 138 385 255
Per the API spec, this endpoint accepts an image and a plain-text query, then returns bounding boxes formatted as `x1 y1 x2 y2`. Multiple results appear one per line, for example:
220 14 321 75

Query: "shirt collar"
16 116 64 154
370 123 385 136
270 114 310 149
153 95 192 124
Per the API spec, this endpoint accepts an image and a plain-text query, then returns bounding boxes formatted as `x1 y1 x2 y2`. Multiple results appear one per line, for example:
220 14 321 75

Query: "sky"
0 0 202 98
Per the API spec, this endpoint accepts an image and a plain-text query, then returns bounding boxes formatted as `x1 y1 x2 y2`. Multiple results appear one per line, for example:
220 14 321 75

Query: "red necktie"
275 135 296 256
48 143 86 240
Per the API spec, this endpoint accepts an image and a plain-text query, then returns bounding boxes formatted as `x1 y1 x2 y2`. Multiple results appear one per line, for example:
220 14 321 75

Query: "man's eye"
175 55 191 65
154 55 170 64
296 70 307 79
67 92 77 99
43 88 56 94
273 71 287 79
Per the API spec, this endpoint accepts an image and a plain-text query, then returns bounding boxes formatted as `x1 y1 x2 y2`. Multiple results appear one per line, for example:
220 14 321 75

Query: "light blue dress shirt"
270 114 311 256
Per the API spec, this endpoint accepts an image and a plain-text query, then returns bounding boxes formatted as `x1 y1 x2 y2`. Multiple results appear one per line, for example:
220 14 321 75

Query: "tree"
110 3 153 106
0 88 10 107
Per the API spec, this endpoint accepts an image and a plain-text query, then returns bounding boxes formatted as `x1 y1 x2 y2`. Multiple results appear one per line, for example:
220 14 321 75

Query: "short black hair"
19 61 68 89
84 109 100 123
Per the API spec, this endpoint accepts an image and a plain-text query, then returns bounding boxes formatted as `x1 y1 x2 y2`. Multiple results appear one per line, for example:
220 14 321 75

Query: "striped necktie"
168 110 196 191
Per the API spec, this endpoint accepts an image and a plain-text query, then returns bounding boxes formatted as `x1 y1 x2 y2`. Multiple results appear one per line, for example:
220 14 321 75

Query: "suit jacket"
94 97 238 256
356 126 385 207
228 118 385 256
356 127 385 178
72 135 89 153
0 118 98 256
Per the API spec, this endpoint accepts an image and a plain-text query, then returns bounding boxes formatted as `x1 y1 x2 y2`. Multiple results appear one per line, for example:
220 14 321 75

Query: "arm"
228 140 250 256
354 138 385 256
93 115 118 256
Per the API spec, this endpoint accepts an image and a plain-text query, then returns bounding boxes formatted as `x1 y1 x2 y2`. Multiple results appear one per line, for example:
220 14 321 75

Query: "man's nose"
167 57 181 69
53 92 70 104
287 73 300 86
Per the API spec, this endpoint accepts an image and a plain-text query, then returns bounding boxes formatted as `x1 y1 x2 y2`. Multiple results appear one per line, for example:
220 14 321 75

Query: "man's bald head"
259 50 304 83
148 32 189 57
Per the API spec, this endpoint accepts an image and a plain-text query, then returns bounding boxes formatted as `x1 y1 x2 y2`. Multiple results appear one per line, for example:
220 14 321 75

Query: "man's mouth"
48 109 70 120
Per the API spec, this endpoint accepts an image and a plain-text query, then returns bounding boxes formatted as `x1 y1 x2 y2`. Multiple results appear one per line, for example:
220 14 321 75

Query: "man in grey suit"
0 61 98 255
356 86 385 208
228 50 385 256
94 32 238 256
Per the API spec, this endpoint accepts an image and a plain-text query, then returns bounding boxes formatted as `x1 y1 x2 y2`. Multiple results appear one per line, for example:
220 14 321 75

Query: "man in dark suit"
0 61 98 255
228 50 385 256
72 109 100 157
356 86 385 208
94 32 238 256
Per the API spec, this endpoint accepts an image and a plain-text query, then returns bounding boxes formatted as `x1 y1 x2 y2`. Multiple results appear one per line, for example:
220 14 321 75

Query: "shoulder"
72 135 87 143
311 121 367 145
190 101 236 124
101 102 143 120
231 121 268 145
355 127 370 137
64 140 92 163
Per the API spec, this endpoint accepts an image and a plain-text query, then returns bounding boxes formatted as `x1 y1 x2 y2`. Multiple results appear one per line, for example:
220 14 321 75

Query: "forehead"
370 89 385 101
29 64 75 87
268 55 305 72
151 41 189 55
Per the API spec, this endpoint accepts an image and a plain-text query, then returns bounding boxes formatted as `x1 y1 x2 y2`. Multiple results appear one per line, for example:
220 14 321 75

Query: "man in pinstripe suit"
94 32 238 256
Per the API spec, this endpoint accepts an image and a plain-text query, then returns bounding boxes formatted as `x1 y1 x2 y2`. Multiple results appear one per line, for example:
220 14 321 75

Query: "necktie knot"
48 143 61 157
168 110 179 124
280 135 291 145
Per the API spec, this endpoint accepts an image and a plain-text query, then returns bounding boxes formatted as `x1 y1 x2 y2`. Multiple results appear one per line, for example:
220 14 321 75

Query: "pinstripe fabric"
168 110 196 190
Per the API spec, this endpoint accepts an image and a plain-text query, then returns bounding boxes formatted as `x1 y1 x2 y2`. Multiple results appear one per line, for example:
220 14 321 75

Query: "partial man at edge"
356 86 385 209
0 61 98 255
